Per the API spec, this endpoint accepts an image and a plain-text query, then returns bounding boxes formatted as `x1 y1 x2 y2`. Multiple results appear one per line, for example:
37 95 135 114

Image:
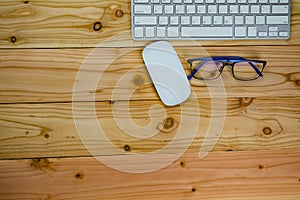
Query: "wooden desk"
0 0 300 199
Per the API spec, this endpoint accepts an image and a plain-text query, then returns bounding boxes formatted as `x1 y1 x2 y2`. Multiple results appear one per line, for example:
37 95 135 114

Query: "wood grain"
0 150 299 200
0 97 299 159
0 0 299 48
0 46 300 103
0 1 300 199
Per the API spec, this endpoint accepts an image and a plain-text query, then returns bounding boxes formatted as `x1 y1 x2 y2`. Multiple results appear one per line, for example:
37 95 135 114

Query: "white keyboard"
131 0 290 40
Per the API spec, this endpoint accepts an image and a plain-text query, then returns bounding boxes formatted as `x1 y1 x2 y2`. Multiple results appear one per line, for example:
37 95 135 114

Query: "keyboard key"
267 16 289 24
251 5 260 14
146 27 155 37
230 5 239 14
245 16 254 24
134 0 149 3
258 32 267 37
279 31 288 37
272 5 289 14
154 5 163 14
248 27 257 37
269 32 278 37
159 16 168 25
170 16 179 25
134 5 152 14
219 5 228 14
197 5 206 14
173 0 182 3
135 16 157 25
240 5 249 14
269 27 278 32
235 16 244 25
192 16 201 25
203 16 212 25
176 5 185 14
181 16 190 25
134 27 144 38
280 0 289 3
224 16 233 25
165 5 174 14
187 5 196 14
168 27 179 37
261 5 270 14
256 16 265 24
182 27 233 37
213 16 223 25
208 5 217 14
235 27 246 37
157 27 166 37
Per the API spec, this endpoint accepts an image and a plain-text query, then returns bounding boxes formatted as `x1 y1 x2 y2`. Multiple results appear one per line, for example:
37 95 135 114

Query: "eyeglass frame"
187 56 267 81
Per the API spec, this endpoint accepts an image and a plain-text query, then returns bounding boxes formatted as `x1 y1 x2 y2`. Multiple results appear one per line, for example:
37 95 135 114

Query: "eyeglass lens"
191 60 223 80
233 61 264 80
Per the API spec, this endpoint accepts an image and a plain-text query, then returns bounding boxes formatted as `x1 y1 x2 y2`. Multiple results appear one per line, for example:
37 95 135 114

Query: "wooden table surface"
0 0 300 199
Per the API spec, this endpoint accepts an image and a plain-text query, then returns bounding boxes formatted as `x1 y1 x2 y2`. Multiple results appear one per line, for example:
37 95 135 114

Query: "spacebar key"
181 27 233 38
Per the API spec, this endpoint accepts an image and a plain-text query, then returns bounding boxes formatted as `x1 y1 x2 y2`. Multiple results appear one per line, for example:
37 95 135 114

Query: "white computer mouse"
142 41 191 106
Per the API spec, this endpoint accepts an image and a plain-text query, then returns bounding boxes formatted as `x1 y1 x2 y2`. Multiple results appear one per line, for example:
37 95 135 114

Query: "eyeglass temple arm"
248 61 263 77
187 61 207 80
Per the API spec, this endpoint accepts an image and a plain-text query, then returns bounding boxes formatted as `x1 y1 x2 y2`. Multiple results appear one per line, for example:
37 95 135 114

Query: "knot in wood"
10 36 16 43
93 22 102 31
133 75 144 86
239 97 253 107
163 117 174 129
258 164 265 169
74 172 84 180
263 127 272 135
157 117 178 133
180 161 186 168
115 9 124 18
31 158 54 171
124 145 131 152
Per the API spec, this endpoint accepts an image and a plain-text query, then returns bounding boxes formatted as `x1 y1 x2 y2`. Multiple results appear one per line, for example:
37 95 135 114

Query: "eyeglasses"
187 56 267 81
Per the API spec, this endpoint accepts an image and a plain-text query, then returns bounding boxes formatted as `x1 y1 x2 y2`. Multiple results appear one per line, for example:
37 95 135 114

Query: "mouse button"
143 49 184 75
150 41 175 53
143 47 177 63
143 41 177 58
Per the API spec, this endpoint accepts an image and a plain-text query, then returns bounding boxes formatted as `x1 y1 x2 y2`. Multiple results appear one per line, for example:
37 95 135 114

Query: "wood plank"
0 97 299 159
0 150 299 200
0 0 299 48
0 46 300 103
